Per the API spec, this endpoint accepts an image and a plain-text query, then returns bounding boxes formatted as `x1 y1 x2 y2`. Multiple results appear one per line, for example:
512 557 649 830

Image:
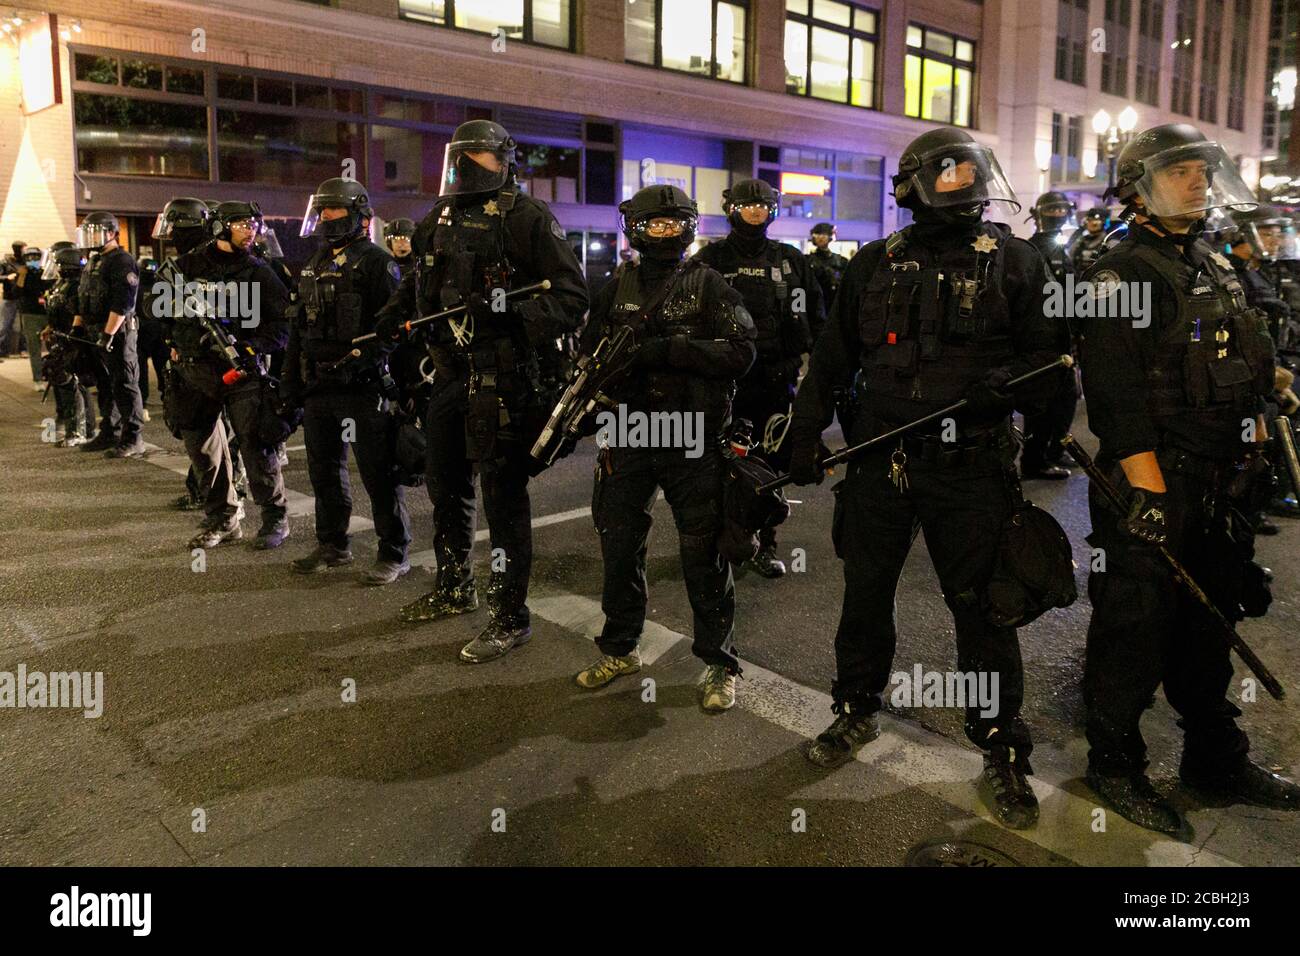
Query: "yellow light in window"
781 172 831 196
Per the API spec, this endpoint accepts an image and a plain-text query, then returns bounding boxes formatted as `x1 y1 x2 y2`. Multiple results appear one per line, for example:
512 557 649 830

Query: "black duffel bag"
717 444 791 564
985 474 1078 627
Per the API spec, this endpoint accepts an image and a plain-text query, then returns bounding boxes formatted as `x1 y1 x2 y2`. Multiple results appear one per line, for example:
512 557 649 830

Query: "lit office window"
398 0 574 50
515 142 581 204
784 0 877 108
904 25 975 127
624 0 749 85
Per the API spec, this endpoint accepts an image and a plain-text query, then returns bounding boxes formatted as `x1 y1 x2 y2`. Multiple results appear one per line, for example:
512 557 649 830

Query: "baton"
1274 416 1300 501
759 354 1074 494
1061 434 1285 701
350 279 552 346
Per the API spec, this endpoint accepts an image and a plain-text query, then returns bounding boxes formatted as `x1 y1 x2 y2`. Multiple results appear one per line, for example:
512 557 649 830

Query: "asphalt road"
1 357 1297 867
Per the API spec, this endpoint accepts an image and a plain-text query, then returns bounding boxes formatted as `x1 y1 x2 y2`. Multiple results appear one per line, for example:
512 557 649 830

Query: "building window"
398 0 574 50
1050 112 1084 184
755 145 884 224
625 0 749 85
1170 0 1195 116
74 93 210 178
1136 0 1163 107
784 0 878 109
1226 1 1250 131
1198 0 1223 124
1101 0 1131 97
904 24 975 127
1055 0 1088 86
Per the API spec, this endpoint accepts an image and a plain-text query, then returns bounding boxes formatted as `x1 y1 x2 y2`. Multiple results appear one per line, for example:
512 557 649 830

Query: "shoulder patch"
126 272 138 286
1089 269 1122 298
550 219 567 241
387 260 402 282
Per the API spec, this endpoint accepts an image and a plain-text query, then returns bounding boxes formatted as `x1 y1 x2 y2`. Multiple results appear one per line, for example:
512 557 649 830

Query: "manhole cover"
904 840 1020 867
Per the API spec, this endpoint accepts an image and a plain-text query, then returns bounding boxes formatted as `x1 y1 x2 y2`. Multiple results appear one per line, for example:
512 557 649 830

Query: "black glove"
1120 488 1169 545
97 332 114 353
634 336 672 369
373 311 405 342
789 431 830 486
961 368 1014 417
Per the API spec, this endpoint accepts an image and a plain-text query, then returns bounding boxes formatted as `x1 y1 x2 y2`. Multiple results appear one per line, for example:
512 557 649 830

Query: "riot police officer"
374 119 589 662
806 222 849 311
73 211 145 458
1078 123 1300 833
135 252 166 419
786 128 1062 829
285 178 412 584
1068 206 1112 273
40 243 92 446
168 200 291 550
1021 191 1078 481
573 184 756 711
383 218 417 278
693 178 824 577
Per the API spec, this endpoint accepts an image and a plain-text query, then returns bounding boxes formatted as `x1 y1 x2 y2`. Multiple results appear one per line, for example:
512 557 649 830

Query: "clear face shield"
258 226 284 259
75 222 115 250
41 251 63 281
440 141 511 198
1245 220 1299 261
906 142 1022 213
1133 142 1257 220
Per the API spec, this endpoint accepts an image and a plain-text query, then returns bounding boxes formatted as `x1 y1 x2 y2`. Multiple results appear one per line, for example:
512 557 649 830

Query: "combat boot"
459 619 531 663
980 746 1039 830
80 430 117 452
805 701 880 767
105 439 147 459
1084 769 1182 834
743 544 787 578
1181 759 1300 810
398 566 478 622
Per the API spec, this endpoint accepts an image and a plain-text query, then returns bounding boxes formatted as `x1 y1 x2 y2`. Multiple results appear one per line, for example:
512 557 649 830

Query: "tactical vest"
298 239 372 355
169 252 260 360
44 278 80 329
77 250 127 327
1129 241 1275 426
857 223 1015 406
712 241 809 362
1030 232 1072 284
417 191 514 350
809 249 847 297
1073 233 1107 271
610 260 735 424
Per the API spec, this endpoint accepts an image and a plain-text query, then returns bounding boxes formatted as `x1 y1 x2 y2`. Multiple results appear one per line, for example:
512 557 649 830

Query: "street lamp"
1093 107 1139 191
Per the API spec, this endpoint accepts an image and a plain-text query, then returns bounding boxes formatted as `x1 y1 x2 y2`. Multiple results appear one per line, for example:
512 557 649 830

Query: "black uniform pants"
90 324 143 445
831 441 1031 755
137 318 168 405
593 445 738 669
54 378 90 436
734 363 798 550
1084 449 1250 777
424 385 533 627
1022 370 1079 470
303 386 410 562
